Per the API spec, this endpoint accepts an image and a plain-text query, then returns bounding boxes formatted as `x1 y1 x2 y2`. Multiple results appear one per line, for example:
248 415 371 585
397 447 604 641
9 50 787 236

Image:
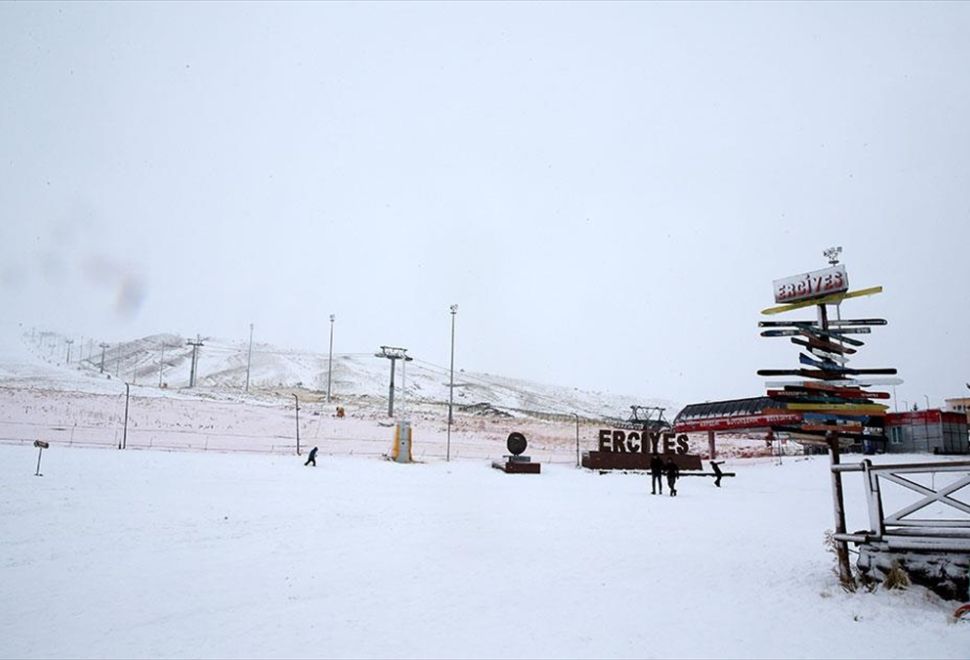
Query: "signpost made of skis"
757 255 899 589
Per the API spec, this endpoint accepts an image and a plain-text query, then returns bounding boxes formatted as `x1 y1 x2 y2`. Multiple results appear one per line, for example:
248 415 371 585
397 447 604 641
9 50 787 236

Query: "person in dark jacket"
665 457 680 496
649 453 665 495
305 446 318 467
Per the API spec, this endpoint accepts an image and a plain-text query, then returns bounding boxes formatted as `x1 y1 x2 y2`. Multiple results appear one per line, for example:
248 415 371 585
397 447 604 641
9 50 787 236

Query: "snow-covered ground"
1 444 968 659
2 324 969 658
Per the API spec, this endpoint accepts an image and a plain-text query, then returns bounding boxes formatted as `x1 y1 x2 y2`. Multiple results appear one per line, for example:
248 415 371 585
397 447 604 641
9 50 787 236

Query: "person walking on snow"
305 446 318 467
649 453 664 495
665 457 680 497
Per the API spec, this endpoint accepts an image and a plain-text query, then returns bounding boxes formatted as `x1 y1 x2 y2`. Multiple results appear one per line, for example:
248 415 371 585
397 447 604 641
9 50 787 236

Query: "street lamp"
327 314 335 403
447 304 458 462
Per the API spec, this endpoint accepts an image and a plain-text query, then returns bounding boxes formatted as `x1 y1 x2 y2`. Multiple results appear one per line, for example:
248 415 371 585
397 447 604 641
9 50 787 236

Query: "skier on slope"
305 446 318 467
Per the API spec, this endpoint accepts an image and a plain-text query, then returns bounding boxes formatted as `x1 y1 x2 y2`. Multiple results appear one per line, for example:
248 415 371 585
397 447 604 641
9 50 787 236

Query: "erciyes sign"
773 264 848 304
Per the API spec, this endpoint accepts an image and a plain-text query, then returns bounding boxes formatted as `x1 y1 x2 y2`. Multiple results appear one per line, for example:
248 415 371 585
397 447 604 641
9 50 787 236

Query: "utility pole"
65 339 73 365
115 346 120 377
245 323 254 393
375 346 412 418
326 314 335 402
99 343 109 373
817 299 855 589
187 335 204 388
447 304 458 462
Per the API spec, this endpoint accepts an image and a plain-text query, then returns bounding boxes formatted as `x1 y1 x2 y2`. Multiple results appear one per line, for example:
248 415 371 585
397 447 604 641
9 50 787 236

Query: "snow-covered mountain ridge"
11 330 679 423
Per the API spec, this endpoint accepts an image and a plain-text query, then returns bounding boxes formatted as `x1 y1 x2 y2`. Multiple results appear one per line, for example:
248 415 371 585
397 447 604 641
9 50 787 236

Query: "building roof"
673 396 802 434
674 397 776 424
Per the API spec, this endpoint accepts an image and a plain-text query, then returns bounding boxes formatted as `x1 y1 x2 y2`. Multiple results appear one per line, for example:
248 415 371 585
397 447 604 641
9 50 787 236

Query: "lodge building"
673 396 969 455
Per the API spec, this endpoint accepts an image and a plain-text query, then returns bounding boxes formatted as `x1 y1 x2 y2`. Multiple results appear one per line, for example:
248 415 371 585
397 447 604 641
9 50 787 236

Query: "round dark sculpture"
507 432 527 456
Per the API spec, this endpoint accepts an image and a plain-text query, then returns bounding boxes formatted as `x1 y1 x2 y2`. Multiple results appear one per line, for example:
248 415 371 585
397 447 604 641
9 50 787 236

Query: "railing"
832 459 970 552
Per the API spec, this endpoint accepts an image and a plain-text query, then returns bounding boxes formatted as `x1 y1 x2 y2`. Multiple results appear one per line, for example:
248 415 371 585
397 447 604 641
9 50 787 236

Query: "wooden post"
827 434 855 588
820 302 855 589
708 430 716 459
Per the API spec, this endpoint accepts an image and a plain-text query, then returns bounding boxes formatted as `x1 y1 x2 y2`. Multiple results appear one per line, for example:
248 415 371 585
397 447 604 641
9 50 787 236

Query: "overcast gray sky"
2 1 968 409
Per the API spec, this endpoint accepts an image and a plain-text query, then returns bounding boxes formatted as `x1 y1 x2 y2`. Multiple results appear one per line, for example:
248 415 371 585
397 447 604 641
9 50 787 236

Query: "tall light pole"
327 314 335 402
293 393 301 456
245 323 254 393
924 394 930 410
573 412 580 467
447 304 458 462
158 343 166 388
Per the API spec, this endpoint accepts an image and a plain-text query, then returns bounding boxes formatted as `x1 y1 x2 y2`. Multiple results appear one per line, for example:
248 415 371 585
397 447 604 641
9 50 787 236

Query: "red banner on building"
675 412 803 433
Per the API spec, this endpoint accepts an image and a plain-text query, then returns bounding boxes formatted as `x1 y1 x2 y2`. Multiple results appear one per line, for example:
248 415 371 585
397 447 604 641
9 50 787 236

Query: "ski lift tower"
375 346 413 418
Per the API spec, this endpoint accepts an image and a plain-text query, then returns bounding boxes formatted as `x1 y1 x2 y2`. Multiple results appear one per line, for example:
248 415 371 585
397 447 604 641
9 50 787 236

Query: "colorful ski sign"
784 402 889 414
773 264 848 304
790 336 856 355
761 286 883 316
758 367 897 378
806 347 848 364
761 327 871 337
758 319 887 328
764 377 904 388
798 353 843 371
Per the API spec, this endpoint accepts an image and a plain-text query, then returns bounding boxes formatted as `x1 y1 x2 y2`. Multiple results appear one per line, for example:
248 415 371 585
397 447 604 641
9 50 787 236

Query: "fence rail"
832 459 970 552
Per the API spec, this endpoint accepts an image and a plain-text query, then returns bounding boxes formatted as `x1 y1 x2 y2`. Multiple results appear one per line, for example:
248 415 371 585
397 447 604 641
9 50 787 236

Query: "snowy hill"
8 328 678 423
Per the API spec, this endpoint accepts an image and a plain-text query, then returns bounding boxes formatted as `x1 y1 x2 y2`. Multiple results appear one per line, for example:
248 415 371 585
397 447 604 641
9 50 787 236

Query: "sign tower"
757 249 900 587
